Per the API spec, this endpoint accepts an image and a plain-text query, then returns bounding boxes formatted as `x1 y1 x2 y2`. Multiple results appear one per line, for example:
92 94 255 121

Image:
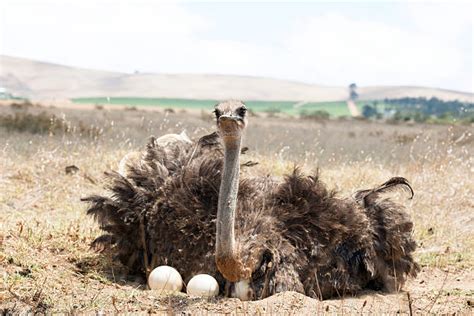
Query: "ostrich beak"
218 115 243 137
218 114 239 123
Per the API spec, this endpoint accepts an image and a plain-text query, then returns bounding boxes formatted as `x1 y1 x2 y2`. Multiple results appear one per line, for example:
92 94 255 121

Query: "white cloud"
405 3 472 37
283 12 469 90
1 0 210 70
1 1 472 92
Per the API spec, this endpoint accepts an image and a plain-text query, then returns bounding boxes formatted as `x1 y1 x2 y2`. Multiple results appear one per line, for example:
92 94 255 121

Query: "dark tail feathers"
354 177 414 206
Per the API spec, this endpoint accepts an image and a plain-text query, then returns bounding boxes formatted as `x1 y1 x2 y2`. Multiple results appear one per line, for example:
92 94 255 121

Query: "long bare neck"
216 136 241 260
216 136 249 281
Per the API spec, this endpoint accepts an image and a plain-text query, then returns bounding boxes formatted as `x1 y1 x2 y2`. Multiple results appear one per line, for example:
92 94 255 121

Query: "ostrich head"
214 100 248 139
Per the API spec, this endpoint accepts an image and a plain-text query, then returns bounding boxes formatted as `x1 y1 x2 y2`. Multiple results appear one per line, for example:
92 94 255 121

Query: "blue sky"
1 1 473 92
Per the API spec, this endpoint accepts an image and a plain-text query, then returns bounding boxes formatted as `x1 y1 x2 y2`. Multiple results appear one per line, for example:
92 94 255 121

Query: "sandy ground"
1 262 472 314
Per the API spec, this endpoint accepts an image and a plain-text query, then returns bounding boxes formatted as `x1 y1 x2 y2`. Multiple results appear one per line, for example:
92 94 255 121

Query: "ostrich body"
118 131 191 177
83 100 419 300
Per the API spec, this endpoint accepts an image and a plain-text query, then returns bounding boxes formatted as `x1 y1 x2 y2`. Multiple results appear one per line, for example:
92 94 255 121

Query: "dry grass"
0 102 473 314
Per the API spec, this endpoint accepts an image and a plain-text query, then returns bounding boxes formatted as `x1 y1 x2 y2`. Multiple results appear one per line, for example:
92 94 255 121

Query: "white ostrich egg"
186 274 220 297
148 266 183 292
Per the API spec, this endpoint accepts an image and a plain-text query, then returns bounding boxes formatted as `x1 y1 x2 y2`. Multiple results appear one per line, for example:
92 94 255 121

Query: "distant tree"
362 105 377 118
383 97 473 119
349 83 358 101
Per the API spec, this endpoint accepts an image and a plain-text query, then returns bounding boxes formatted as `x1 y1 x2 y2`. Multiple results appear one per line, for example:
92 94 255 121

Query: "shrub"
0 111 68 134
0 111 104 138
362 105 377 118
10 101 35 111
300 109 330 120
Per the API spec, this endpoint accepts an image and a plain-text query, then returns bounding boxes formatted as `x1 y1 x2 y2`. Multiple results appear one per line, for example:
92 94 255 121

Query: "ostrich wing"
82 132 225 274
354 177 414 207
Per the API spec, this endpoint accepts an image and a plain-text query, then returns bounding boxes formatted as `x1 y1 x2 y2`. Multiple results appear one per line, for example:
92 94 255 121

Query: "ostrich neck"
216 136 242 279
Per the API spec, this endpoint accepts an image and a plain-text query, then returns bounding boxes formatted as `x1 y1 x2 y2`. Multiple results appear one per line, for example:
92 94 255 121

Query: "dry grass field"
0 101 473 314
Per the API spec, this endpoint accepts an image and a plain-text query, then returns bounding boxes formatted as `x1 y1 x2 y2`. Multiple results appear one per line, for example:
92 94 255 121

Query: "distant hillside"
1 55 472 102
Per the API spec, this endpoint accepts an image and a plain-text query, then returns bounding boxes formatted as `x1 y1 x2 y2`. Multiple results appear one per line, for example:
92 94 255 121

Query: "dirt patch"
1 267 472 314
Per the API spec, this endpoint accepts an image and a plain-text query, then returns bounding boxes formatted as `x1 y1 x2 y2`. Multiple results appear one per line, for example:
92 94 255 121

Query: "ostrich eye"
213 109 222 118
237 107 247 117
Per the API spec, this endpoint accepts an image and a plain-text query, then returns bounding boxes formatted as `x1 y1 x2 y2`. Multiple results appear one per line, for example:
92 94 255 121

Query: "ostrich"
83 100 419 300
118 131 192 177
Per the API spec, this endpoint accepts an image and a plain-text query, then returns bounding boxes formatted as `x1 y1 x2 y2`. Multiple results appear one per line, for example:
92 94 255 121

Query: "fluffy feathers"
83 132 419 300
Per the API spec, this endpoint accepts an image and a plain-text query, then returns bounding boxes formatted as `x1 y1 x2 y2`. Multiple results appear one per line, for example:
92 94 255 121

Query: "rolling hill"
1 55 472 102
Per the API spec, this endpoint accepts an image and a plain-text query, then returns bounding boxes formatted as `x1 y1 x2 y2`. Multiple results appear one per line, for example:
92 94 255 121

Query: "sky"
0 0 473 92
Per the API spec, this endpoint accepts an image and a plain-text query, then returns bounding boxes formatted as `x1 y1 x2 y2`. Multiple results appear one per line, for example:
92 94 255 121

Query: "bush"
413 112 428 123
362 105 377 118
300 109 330 120
263 106 281 118
10 100 35 111
0 111 68 134
393 111 412 122
0 111 103 137
264 107 281 114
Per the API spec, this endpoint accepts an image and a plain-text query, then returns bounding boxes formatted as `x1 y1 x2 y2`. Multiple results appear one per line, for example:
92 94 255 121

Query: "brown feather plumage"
83 111 418 300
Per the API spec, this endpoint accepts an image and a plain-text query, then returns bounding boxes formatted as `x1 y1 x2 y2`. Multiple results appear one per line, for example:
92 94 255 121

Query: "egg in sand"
148 266 183 292
186 274 219 297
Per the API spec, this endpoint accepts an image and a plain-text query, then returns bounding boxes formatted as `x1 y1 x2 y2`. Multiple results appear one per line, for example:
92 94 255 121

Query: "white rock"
186 274 220 297
148 266 183 292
